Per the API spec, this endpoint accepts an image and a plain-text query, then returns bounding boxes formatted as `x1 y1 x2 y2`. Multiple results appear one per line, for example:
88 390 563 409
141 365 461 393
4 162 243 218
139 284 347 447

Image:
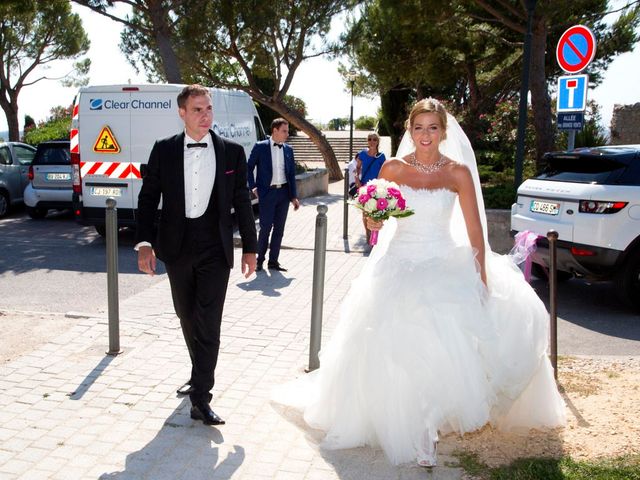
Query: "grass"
455 452 640 480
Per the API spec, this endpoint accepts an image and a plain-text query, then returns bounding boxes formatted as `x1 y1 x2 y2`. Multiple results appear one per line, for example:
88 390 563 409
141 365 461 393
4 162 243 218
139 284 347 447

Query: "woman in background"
355 132 386 243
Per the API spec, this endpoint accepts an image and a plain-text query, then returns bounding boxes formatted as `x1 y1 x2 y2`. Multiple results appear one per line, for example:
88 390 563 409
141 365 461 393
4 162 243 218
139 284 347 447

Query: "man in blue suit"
247 118 300 272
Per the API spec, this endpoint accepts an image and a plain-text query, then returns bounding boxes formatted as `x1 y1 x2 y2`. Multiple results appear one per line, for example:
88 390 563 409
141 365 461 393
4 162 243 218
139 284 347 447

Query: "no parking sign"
556 25 597 74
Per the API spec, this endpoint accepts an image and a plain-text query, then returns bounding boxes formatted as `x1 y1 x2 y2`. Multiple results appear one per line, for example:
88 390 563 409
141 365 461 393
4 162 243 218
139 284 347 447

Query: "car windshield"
35 146 70 165
537 156 626 184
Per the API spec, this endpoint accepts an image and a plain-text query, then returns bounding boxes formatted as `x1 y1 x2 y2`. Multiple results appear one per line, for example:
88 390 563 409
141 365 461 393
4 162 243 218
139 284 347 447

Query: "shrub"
355 115 376 130
23 106 72 145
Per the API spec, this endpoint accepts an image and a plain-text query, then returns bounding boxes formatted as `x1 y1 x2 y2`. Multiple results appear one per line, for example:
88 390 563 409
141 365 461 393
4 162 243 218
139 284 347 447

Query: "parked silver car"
23 141 73 219
0 141 37 217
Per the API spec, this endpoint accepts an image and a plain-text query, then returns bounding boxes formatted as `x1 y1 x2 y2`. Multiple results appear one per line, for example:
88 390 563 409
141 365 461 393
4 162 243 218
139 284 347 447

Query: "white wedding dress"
274 186 566 465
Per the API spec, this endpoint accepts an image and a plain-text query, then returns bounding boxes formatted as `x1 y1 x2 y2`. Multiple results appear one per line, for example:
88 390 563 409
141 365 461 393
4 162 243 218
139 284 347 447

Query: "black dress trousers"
165 208 230 404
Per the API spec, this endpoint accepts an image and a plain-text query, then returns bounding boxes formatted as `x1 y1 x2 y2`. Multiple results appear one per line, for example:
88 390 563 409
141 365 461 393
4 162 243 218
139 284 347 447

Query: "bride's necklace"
408 153 448 174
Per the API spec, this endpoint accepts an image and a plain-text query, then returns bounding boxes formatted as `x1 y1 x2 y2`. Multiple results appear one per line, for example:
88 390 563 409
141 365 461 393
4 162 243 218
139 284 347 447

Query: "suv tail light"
571 246 596 256
28 165 34 181
71 151 82 194
579 200 628 214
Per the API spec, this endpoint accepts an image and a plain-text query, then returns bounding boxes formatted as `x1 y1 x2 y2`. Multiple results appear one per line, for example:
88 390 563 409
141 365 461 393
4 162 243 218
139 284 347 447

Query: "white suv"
511 145 640 310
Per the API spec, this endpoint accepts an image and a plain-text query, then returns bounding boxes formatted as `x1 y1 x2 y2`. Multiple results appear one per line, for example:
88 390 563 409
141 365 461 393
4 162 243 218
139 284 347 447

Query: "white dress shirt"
270 138 286 186
184 132 216 218
134 132 216 251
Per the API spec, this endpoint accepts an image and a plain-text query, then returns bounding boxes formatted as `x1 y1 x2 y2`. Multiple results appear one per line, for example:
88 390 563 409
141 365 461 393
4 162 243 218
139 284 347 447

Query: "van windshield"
537 156 626 184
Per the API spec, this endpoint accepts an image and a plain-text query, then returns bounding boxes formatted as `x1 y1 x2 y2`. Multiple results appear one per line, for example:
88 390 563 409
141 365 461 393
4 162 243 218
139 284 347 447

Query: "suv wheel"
531 263 574 282
26 206 48 219
614 254 640 311
0 191 8 218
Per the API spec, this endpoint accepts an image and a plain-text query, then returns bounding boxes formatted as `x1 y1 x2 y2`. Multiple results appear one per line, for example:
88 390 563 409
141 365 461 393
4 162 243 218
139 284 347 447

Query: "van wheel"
614 254 640 311
27 207 48 219
0 191 9 218
531 263 573 282
95 225 107 237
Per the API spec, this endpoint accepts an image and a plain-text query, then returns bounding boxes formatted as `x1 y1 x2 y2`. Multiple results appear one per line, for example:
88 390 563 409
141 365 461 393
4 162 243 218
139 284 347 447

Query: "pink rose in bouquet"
351 178 414 245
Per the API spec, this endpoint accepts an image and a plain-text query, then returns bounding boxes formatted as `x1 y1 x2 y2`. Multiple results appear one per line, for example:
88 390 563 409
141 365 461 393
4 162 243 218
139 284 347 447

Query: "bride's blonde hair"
406 98 448 140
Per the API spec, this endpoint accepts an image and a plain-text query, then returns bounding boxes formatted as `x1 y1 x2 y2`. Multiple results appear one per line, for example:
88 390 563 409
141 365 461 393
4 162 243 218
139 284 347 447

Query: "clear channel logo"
88 97 171 110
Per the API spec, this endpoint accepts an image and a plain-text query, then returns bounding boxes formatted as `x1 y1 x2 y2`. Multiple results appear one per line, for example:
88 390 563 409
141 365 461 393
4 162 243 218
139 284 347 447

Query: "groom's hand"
137 246 156 276
241 253 257 278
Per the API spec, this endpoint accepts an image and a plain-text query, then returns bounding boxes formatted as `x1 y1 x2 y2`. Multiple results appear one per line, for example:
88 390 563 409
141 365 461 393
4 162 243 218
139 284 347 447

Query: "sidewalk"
0 182 466 479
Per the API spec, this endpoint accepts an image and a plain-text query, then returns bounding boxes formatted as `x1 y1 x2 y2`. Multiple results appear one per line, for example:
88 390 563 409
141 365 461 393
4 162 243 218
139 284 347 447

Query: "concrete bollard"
105 198 121 355
547 229 559 379
309 204 328 372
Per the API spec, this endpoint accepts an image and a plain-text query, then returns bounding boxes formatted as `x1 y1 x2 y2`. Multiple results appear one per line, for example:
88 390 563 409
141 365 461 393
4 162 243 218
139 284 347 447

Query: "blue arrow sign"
557 74 588 112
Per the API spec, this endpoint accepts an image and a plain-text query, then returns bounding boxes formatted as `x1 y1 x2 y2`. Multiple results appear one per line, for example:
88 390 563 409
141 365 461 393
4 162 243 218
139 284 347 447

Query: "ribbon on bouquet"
509 230 544 282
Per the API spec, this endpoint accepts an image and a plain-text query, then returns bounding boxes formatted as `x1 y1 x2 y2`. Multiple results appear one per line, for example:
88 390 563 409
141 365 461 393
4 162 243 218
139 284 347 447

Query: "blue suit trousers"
257 187 290 265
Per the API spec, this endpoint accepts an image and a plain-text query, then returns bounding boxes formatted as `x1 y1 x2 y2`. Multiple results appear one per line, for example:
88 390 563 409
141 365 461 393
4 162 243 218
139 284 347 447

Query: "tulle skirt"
273 242 566 465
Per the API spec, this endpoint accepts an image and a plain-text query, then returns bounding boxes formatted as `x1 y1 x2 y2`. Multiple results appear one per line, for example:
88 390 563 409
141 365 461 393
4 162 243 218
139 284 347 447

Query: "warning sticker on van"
93 126 121 154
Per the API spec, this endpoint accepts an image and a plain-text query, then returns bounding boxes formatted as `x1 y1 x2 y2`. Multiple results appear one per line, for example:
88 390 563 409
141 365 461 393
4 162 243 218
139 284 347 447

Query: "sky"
1 2 638 135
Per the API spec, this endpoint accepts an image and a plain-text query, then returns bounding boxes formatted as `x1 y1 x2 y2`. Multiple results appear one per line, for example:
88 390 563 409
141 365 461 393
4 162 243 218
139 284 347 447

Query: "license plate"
46 173 71 181
91 187 122 197
530 200 560 215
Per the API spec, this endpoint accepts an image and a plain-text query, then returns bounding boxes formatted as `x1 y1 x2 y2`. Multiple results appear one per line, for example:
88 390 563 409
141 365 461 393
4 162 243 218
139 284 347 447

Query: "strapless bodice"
385 187 457 257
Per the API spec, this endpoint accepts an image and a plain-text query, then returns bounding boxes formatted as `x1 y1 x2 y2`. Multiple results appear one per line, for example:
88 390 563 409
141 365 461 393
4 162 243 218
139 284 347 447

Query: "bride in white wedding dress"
274 98 566 467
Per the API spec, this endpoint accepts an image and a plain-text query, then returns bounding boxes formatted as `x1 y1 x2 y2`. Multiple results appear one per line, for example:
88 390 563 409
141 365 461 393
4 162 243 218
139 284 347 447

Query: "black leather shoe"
256 263 263 272
268 262 287 272
176 381 193 396
190 402 225 425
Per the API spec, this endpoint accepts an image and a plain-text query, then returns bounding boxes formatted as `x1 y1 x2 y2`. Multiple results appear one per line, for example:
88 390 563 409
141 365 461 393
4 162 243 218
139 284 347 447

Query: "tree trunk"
463 60 484 144
258 98 343 180
529 17 554 169
0 93 20 141
147 0 183 83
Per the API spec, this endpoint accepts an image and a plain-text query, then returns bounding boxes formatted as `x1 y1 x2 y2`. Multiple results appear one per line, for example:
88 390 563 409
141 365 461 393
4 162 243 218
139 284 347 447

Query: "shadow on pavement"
69 355 116 400
236 270 294 297
99 399 245 479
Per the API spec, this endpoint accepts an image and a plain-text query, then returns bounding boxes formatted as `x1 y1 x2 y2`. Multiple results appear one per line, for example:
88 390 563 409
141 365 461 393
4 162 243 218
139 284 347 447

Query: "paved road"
0 207 166 317
533 276 640 356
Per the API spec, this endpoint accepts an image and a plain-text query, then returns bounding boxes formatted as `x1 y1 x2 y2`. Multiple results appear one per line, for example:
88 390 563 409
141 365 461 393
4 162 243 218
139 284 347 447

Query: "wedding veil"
396 112 490 251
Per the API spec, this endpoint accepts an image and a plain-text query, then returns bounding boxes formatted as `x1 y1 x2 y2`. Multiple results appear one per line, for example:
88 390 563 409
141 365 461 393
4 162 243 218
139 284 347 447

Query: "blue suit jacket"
247 139 298 200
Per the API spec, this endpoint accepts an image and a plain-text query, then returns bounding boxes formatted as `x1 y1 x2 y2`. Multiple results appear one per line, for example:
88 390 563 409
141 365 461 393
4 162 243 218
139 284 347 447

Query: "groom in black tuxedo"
135 84 257 425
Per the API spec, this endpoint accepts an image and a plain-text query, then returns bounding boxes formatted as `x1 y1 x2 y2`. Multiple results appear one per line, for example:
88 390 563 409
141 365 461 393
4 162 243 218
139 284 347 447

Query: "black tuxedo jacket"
135 130 258 267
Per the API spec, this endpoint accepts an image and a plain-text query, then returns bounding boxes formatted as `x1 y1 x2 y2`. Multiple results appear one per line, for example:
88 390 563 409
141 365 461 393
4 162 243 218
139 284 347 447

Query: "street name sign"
557 112 585 131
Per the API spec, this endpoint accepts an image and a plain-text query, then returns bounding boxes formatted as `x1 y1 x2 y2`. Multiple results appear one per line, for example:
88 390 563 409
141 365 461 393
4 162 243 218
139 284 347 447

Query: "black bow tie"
187 142 207 149
273 143 283 149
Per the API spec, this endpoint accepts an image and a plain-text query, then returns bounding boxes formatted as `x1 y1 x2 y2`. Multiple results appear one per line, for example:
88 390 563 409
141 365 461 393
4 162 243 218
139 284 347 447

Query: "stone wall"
610 103 640 145
487 209 513 254
295 168 328 198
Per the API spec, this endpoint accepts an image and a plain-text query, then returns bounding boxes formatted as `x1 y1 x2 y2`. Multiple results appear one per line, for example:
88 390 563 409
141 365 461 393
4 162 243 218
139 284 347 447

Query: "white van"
70 84 265 235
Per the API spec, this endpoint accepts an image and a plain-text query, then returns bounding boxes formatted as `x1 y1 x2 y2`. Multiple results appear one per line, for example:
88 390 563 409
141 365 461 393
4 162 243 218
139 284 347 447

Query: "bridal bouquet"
351 178 414 245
